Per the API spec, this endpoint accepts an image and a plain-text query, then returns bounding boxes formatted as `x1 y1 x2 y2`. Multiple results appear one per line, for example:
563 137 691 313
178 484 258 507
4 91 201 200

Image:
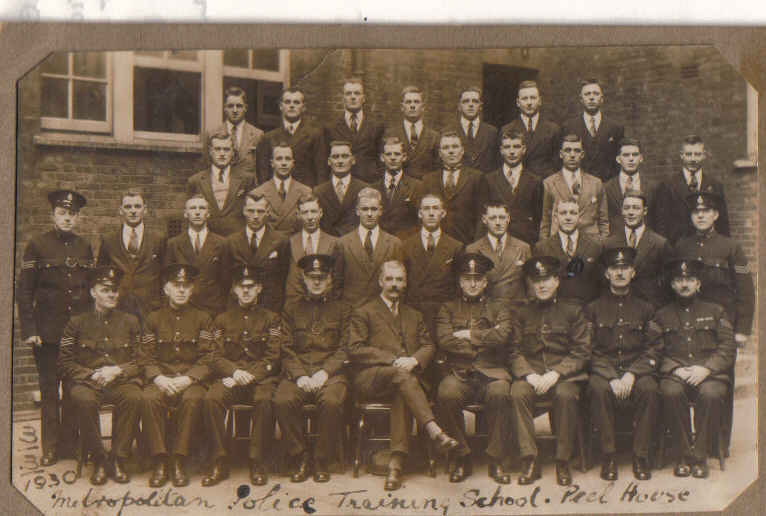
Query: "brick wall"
13 46 757 412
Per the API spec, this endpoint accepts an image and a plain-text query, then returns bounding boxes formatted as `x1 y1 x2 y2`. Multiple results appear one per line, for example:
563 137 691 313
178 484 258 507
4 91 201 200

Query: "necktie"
278 180 286 201
566 234 575 257
572 180 581 196
218 167 225 183
588 116 597 137
526 116 535 134
628 228 637 248
625 174 634 193
231 125 239 152
286 123 294 136
304 233 313 255
250 233 258 255
496 236 504 260
391 300 399 317
127 228 139 254
468 120 475 139
409 123 418 146
445 170 456 196
425 231 435 253
386 176 396 200
350 112 359 132
335 179 346 202
688 173 699 192
194 231 201 255
364 230 374 258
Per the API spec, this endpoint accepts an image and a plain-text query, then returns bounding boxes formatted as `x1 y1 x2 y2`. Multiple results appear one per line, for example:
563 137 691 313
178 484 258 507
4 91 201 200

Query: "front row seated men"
348 260 458 491
436 253 513 484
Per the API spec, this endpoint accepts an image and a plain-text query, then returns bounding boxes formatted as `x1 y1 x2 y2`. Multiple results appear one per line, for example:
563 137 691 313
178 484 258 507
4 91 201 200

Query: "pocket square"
591 196 597 204
269 251 278 259
445 258 454 264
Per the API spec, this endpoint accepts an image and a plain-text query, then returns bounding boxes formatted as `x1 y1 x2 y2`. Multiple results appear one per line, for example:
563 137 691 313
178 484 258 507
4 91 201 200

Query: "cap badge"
313 258 321 270
468 259 476 273
681 262 688 273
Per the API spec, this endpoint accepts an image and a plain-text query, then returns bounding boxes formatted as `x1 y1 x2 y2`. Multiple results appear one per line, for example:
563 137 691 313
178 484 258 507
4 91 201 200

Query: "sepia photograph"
7 32 760 515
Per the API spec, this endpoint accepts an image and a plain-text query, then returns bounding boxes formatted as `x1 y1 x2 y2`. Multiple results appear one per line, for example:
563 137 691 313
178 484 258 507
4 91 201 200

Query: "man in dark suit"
654 134 730 243
165 195 228 317
419 131 486 244
203 86 264 170
449 86 499 173
256 87 328 187
480 129 542 245
372 136 422 239
435 253 514 484
500 80 560 178
385 85 440 180
604 190 671 308
97 189 165 324
603 138 659 232
534 198 603 305
337 187 403 306
314 140 369 237
402 193 463 337
348 260 458 491
325 78 384 184
187 129 257 237
224 193 290 313
560 78 624 182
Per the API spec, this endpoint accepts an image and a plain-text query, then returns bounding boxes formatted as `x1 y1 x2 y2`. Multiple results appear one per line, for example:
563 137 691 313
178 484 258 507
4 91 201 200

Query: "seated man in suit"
250 141 312 234
165 195 228 317
604 138 658 232
402 193 463 337
654 134 730 243
276 254 350 483
510 256 592 487
255 87 328 186
584 247 659 482
284 193 343 308
560 78 624 183
325 78 384 184
501 80 560 178
314 140 369 237
141 264 214 488
97 189 165 324
372 136 422 239
540 134 609 241
450 86 499 173
435 253 513 484
337 187 403 306
651 258 735 479
348 260 458 491
386 85 440 181
201 264 283 487
534 198 603 305
467 201 531 304
604 190 671 308
187 129 256 237
420 131 486 244
204 86 264 169
480 129 542 245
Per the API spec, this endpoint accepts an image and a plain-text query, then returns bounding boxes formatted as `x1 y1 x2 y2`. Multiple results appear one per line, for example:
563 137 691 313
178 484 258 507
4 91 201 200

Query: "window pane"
41 78 68 118
252 50 280 71
133 67 201 135
223 49 249 68
168 50 198 61
261 81 282 116
40 53 68 75
73 52 106 78
73 81 106 121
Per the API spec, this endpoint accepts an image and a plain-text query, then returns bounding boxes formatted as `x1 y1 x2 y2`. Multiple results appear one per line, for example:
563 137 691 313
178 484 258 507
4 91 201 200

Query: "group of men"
17 76 754 492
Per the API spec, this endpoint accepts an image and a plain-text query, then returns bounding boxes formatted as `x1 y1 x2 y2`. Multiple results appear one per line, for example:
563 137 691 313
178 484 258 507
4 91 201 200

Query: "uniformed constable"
651 258 736 479
509 256 592 487
58 266 143 485
18 189 93 465
584 247 659 481
275 254 350 483
141 264 214 488
674 192 755 345
435 253 513 484
201 265 284 487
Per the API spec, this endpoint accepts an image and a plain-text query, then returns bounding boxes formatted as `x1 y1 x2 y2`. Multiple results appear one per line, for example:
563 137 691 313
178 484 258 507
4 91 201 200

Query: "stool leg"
353 414 364 478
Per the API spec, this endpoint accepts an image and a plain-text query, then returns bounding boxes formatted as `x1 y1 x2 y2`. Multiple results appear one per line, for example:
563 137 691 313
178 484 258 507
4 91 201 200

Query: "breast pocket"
695 319 717 350
156 340 174 362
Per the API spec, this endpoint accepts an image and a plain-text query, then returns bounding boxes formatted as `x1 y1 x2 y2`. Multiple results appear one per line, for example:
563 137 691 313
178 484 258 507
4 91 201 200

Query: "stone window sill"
33 133 203 154
733 158 757 171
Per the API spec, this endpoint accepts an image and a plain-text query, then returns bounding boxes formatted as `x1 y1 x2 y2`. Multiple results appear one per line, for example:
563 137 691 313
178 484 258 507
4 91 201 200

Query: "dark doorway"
482 64 539 129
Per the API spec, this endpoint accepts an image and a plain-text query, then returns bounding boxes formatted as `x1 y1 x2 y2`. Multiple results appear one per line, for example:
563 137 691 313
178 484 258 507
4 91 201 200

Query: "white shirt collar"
246 225 266 245
283 118 301 133
302 229 318 252
683 168 702 186
385 169 403 187
358 225 380 247
522 112 539 131
345 110 364 128
442 168 461 183
559 229 579 250
122 223 144 247
625 223 646 243
583 111 602 129
188 225 208 244
405 119 423 139
274 176 292 191
379 293 399 314
503 163 523 187
226 120 243 139
460 116 480 134
619 171 641 193
420 227 441 248
487 232 506 252
332 174 349 188
562 168 582 189
211 164 230 183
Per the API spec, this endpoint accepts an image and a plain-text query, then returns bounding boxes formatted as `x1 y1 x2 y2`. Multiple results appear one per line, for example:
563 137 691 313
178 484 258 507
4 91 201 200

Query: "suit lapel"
317 231 334 254
347 231 372 273
289 233 304 262
372 232 391 272
605 177 622 206
222 170 245 214
552 172 571 201
199 171 220 216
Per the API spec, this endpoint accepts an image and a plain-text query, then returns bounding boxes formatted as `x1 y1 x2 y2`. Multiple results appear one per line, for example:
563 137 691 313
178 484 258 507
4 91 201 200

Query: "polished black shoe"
632 456 651 480
201 459 229 487
384 467 403 491
449 455 472 482
291 453 311 483
313 459 330 483
518 456 541 485
113 457 130 484
90 458 108 486
674 458 691 477
149 459 169 488
171 455 189 487
691 460 709 479
432 431 459 453
489 462 511 484
40 450 57 467
250 462 268 486
555 460 572 486
600 455 618 481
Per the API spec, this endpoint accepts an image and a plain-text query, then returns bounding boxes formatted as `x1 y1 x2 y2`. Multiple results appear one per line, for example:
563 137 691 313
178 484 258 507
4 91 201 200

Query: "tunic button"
175 346 180 352
67 273 72 278
176 316 180 321
67 289 72 294
689 353 694 358
244 315 248 320
687 337 692 342
104 337 109 341
105 353 109 357
67 306 72 311
244 348 249 352
618 318 623 323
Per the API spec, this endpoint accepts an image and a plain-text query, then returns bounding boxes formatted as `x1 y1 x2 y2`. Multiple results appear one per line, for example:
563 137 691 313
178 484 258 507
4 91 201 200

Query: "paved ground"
11 346 757 516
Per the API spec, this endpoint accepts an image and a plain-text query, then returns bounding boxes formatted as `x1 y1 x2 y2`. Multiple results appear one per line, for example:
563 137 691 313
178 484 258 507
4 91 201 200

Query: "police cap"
88 266 123 288
48 189 87 211
665 258 703 280
230 264 263 285
162 263 199 284
522 256 560 279
602 246 637 267
456 253 494 277
297 254 335 276
686 190 721 212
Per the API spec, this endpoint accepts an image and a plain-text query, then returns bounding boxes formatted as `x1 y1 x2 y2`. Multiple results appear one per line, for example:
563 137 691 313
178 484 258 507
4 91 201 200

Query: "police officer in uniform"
510 256 592 486
651 258 736 479
584 247 659 481
18 189 93 465
275 254 350 483
141 264 214 488
58 266 143 485
435 253 513 484
201 265 284 487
